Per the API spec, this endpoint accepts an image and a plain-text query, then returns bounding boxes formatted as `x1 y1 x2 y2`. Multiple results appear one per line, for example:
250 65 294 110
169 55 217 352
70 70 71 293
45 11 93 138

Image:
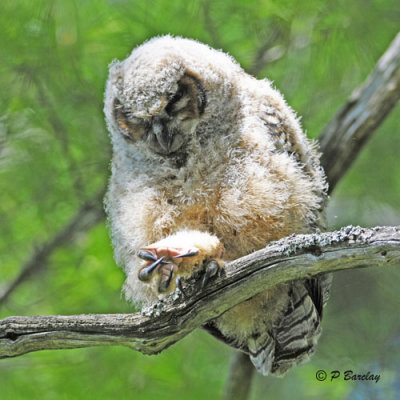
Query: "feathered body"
104 36 330 376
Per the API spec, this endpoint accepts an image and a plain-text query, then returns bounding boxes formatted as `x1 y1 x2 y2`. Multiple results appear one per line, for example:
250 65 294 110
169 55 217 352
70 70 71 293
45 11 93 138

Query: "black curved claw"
173 249 199 259
176 277 187 298
138 257 165 281
137 249 158 262
201 260 219 289
159 265 174 293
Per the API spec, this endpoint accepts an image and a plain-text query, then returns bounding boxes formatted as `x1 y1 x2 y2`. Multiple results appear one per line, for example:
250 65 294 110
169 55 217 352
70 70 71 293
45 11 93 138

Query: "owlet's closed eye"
113 98 149 142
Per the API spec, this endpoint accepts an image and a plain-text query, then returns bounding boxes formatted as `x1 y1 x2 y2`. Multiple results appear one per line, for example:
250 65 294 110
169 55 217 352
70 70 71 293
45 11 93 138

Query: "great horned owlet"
104 36 331 376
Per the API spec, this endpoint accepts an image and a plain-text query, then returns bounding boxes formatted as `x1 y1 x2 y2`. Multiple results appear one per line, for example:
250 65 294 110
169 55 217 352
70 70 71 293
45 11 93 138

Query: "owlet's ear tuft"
183 70 207 115
165 70 206 119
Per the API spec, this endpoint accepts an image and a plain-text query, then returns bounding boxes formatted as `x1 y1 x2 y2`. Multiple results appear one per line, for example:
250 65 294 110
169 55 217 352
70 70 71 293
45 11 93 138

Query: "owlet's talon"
201 260 220 289
138 256 165 281
176 277 187 298
173 249 199 259
137 249 158 262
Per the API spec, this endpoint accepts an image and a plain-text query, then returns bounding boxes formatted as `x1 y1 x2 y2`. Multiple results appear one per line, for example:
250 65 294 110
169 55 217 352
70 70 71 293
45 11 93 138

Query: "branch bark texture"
1 225 399 359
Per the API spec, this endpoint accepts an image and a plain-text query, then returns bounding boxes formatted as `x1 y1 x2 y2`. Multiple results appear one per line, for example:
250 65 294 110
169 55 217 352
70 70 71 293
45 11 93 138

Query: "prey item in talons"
138 256 165 281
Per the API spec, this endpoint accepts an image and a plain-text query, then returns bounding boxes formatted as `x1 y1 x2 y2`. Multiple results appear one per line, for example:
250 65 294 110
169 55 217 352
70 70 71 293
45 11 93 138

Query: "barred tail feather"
248 332 275 375
249 276 330 376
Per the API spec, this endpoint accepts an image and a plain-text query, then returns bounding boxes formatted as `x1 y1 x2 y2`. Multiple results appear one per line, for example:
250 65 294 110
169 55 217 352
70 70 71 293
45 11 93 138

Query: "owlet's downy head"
104 35 248 167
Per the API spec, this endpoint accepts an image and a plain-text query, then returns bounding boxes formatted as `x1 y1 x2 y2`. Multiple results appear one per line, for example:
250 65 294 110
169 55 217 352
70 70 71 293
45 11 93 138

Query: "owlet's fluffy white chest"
104 35 331 376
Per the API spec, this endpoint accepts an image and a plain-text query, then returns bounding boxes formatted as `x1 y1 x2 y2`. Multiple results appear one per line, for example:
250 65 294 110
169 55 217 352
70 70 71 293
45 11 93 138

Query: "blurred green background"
1 0 399 399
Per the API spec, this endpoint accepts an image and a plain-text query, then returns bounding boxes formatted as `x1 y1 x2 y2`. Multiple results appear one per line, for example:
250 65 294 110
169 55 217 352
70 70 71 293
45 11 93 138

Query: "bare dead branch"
1 225 399 359
319 32 400 193
0 190 105 305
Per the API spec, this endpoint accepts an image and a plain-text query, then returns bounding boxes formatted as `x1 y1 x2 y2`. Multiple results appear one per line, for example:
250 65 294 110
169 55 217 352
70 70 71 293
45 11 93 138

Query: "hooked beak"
153 121 174 153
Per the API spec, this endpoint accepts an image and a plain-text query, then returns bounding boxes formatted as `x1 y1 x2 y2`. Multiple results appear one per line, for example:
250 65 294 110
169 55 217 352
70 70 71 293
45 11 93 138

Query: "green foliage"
0 0 399 399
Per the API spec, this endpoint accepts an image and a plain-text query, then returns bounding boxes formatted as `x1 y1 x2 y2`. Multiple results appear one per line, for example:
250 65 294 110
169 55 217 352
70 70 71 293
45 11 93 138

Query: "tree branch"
247 24 286 76
319 32 400 193
223 351 255 400
1 225 399 359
